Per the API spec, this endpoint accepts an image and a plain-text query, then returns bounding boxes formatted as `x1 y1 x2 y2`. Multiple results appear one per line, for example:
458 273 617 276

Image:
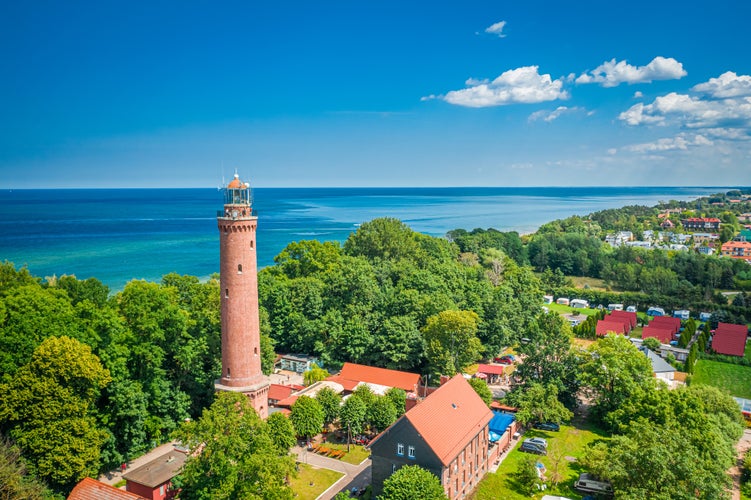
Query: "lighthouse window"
225 289 229 298
250 240 254 249
254 347 258 355
238 264 243 274
227 368 230 377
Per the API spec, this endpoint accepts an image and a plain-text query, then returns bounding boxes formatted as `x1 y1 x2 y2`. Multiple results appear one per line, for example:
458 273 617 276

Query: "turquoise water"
0 186 728 290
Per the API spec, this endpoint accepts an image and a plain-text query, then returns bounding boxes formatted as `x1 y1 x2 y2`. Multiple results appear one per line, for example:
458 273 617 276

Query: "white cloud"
692 71 751 98
484 21 507 37
619 91 751 128
623 133 713 153
528 106 585 122
576 56 687 87
439 66 568 108
703 127 751 140
633 91 643 98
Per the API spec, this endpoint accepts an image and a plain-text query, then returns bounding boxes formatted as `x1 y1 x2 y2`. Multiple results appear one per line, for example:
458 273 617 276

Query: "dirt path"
731 429 751 500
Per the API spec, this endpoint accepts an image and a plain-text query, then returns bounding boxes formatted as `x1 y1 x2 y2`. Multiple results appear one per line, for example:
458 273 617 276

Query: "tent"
488 412 515 442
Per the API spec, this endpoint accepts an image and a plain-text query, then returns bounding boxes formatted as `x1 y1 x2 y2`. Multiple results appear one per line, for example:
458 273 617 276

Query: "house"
608 304 624 311
721 241 751 261
369 375 495 499
268 383 303 407
556 297 570 306
697 245 715 256
711 323 748 357
276 354 319 374
650 316 681 335
660 219 674 229
642 325 674 344
608 310 637 329
543 295 554 304
641 348 676 383
68 478 143 500
274 380 345 409
596 319 629 336
604 231 633 247
326 362 421 393
692 232 719 244
123 451 187 500
699 312 712 322
476 364 507 385
681 217 721 231
736 228 751 242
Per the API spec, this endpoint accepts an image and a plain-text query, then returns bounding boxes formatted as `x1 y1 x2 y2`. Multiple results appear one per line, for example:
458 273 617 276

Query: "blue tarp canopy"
488 412 515 441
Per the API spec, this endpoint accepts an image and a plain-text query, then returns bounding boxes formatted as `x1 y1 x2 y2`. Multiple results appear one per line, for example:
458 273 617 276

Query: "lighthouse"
215 172 270 418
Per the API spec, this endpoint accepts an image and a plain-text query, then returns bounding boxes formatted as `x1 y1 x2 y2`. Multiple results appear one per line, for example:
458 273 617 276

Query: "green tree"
510 383 572 426
580 334 654 427
0 438 51 500
303 363 330 386
368 396 397 433
422 310 483 376
266 412 297 454
468 378 493 406
385 387 407 417
315 387 342 426
290 396 324 440
339 395 367 450
380 465 447 500
0 336 111 492
344 218 423 262
513 455 541 495
173 392 295 500
514 312 579 407
642 336 661 351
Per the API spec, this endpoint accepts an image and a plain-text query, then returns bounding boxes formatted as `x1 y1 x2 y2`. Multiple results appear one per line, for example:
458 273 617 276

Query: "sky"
1 1 750 188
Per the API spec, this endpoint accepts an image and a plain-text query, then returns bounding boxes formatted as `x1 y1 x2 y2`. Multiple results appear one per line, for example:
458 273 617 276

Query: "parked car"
494 354 515 364
533 422 560 431
520 437 547 455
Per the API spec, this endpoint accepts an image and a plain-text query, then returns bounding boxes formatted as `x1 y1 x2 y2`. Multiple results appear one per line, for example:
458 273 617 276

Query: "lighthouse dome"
227 173 244 189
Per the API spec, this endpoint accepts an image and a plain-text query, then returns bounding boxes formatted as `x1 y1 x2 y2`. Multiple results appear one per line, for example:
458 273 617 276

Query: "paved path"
98 441 180 486
292 446 371 500
730 429 751 500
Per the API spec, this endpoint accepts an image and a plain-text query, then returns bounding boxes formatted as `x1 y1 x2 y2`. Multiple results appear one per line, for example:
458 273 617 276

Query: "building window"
225 288 229 298
238 264 243 273
254 347 258 355
160 485 164 495
250 240 254 249
392 464 397 473
397 443 404 456
408 446 415 459
227 368 230 377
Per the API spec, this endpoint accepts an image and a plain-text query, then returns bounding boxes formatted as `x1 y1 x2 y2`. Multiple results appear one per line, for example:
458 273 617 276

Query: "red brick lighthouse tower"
215 172 269 418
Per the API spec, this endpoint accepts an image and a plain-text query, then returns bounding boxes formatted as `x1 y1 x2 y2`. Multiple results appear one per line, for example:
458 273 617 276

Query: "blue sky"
1 1 750 188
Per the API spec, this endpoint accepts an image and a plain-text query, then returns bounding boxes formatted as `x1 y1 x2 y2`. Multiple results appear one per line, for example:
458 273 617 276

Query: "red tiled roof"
712 323 748 357
324 375 360 392
336 363 421 392
477 364 506 375
609 310 637 329
68 478 143 500
642 326 674 344
650 316 681 334
275 395 299 408
596 319 628 336
683 217 721 223
268 384 296 402
403 375 493 466
490 401 518 412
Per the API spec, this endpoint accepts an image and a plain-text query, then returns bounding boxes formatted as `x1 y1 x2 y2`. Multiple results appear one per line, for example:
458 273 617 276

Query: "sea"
0 186 731 291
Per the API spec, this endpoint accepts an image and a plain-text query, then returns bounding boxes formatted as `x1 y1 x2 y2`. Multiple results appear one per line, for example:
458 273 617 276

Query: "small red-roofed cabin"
123 451 186 500
712 322 748 357
609 310 637 329
330 362 421 393
476 364 506 384
369 375 494 499
642 326 674 344
596 319 629 336
650 316 681 335
68 478 143 500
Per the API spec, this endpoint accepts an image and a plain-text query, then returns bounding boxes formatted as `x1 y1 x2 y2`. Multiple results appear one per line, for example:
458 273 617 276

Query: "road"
731 428 751 500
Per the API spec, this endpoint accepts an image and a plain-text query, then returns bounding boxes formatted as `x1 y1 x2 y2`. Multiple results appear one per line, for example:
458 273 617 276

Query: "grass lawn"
321 436 371 465
692 359 751 399
546 303 599 317
289 463 343 500
568 276 609 291
472 422 609 500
